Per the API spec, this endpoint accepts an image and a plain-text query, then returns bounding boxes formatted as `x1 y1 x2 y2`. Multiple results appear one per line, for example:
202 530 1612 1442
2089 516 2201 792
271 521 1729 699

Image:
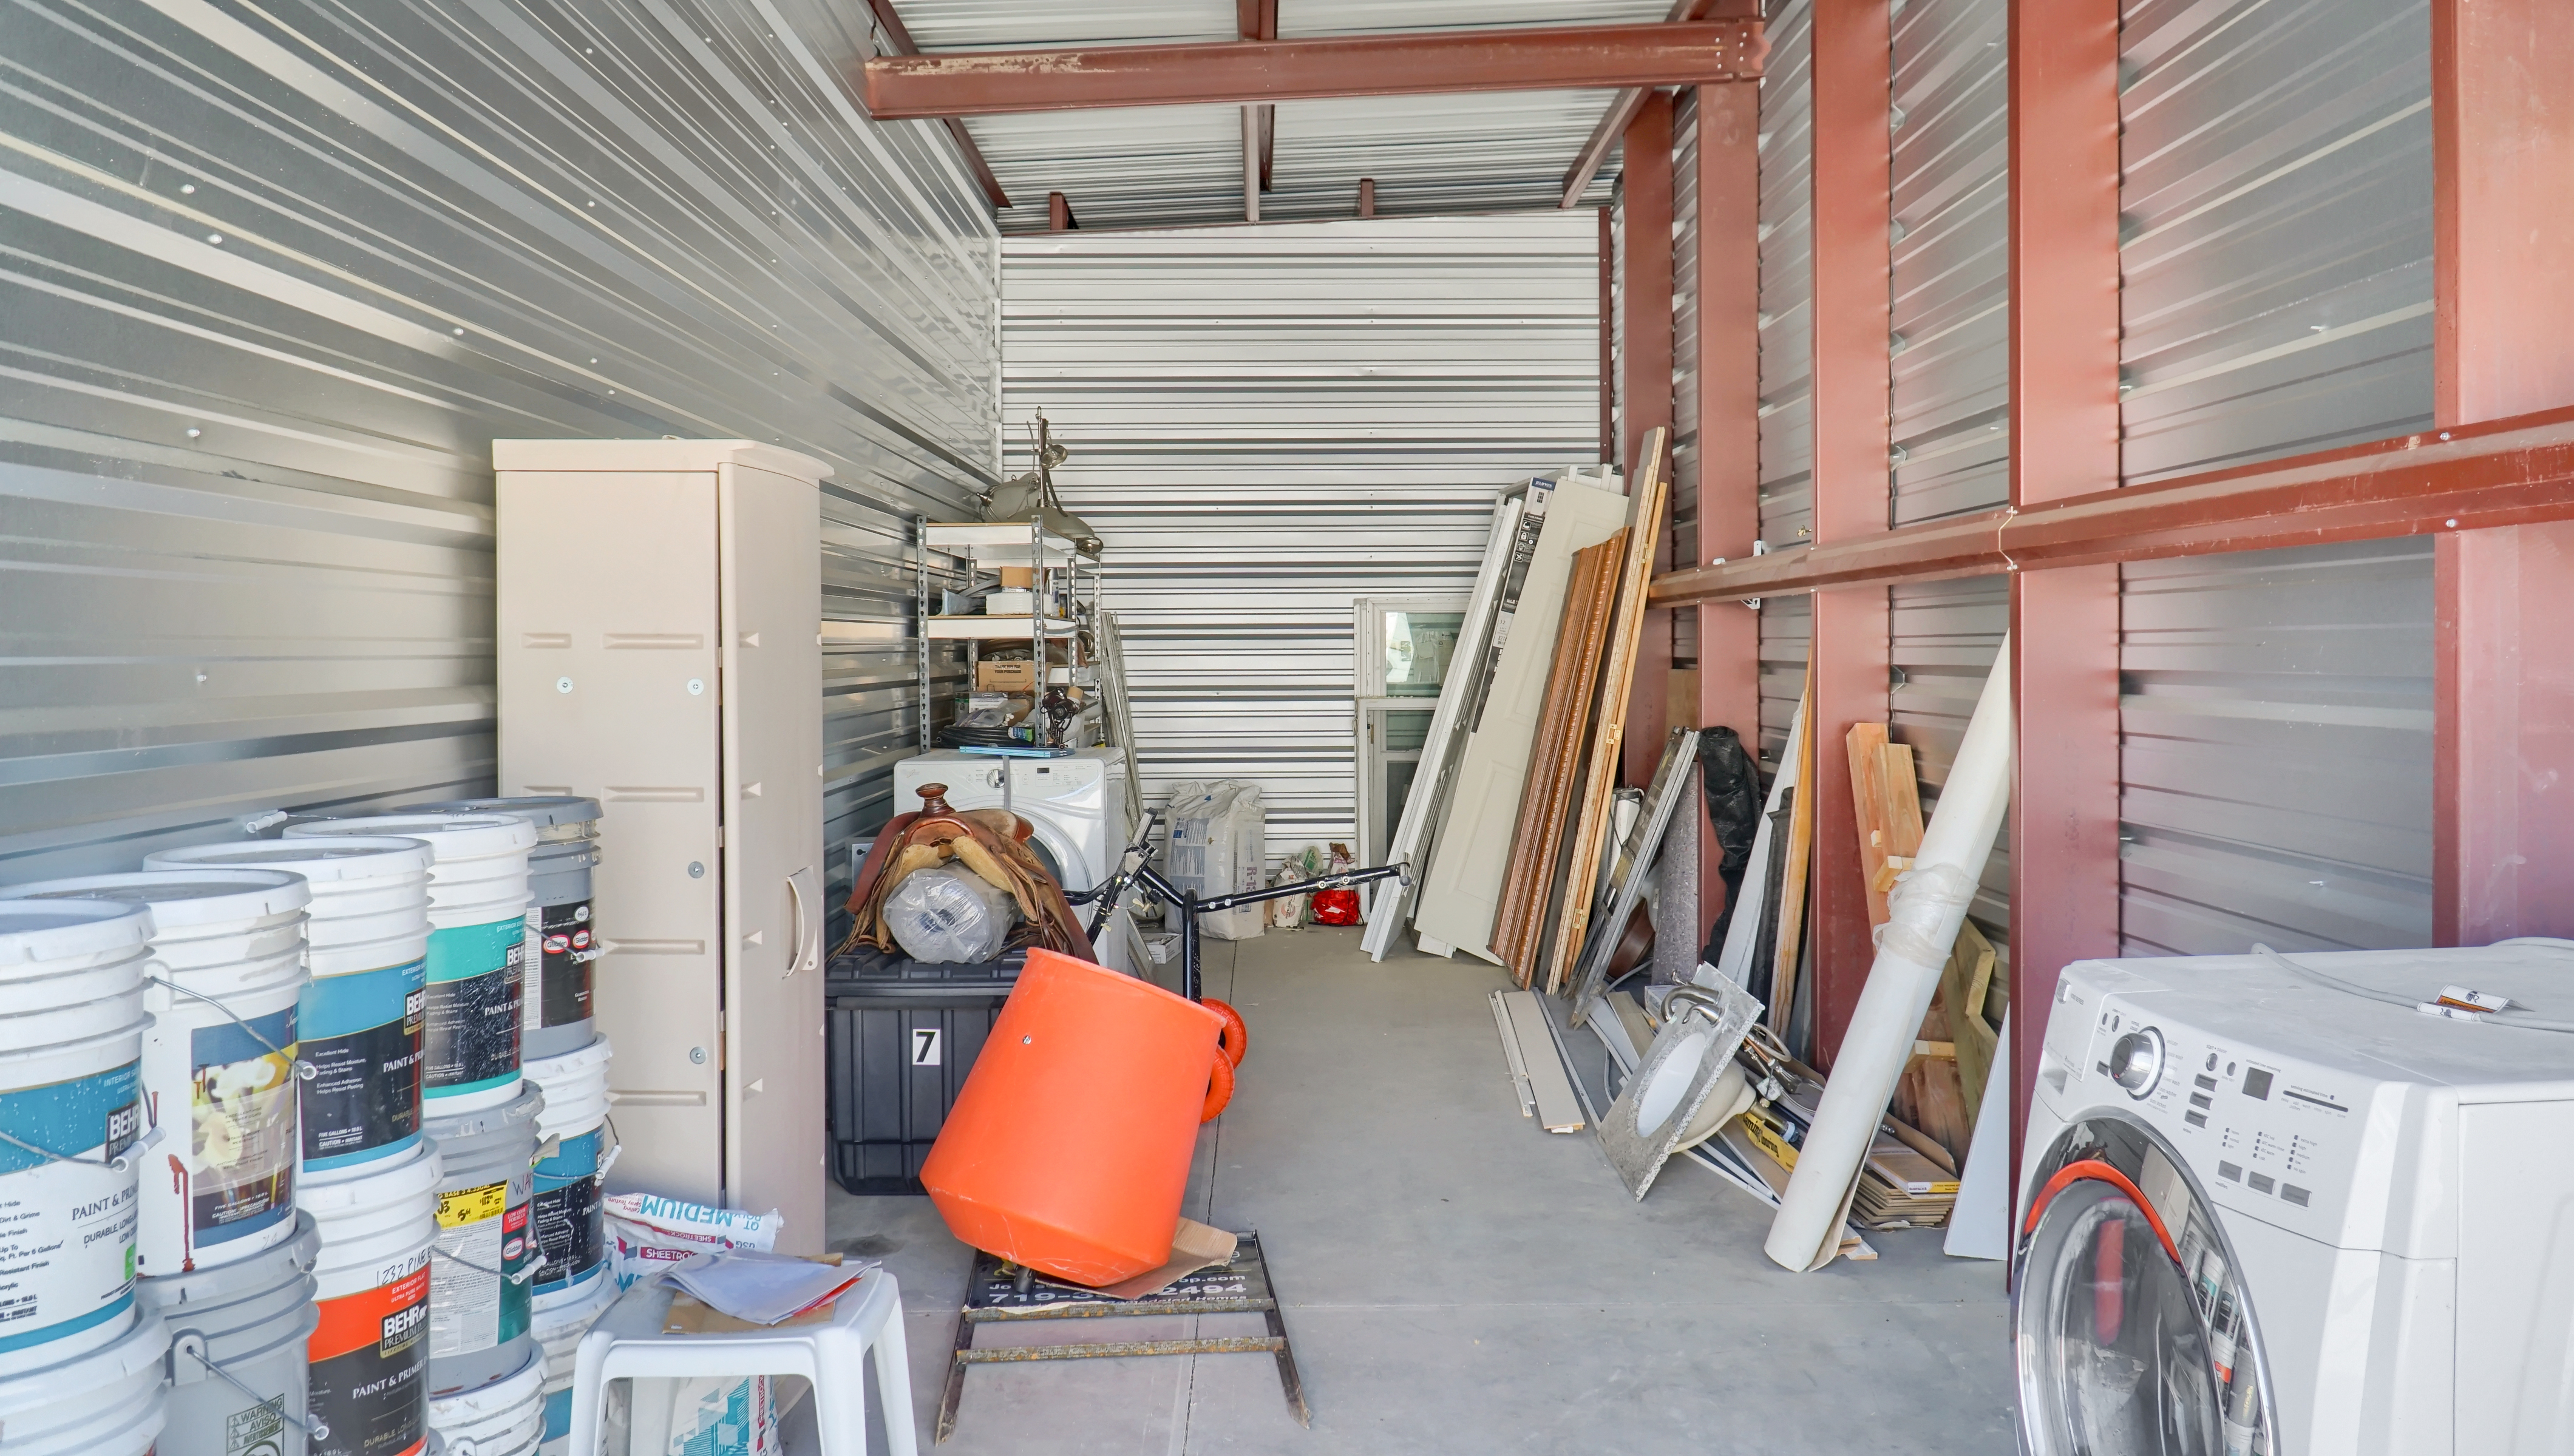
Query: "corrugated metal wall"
1754 0 1816 773
2116 0 2435 953
999 213 1603 862
0 0 998 895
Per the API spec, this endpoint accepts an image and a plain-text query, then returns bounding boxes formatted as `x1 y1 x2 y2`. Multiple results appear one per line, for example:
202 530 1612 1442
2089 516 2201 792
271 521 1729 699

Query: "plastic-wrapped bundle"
886 866 1019 964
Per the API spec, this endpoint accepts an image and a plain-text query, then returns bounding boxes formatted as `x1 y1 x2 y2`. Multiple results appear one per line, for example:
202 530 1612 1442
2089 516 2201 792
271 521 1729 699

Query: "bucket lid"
0 869 309 932
300 1137 443 1209
136 1213 320 1307
523 1035 613 1088
422 1078 545 1142
0 1309 166 1418
285 813 535 861
401 797 600 831
146 836 435 885
0 901 153 966
427 1343 543 1420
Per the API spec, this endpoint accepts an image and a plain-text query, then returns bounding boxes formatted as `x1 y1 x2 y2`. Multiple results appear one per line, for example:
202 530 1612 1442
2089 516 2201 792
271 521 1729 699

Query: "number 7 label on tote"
912 1028 942 1066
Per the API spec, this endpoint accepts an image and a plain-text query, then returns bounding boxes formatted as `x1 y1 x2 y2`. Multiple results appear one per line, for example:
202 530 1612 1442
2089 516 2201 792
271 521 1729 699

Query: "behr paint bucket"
426 1346 542 1456
0 902 152 1374
522 1037 612 1312
137 1211 321 1456
528 1271 615 1455
399 801 602 1062
1 871 312 1276
0 1305 169 1455
147 838 435 1176
302 1137 440 1456
286 817 536 1116
423 1082 542 1397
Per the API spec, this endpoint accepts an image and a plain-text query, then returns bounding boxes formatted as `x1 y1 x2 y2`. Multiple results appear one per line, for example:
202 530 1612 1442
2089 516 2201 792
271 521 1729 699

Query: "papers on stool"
668 1249 875 1326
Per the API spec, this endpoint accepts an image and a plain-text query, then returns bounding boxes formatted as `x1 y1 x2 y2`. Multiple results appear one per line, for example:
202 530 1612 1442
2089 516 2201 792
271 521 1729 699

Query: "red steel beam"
2432 0 2574 946
1622 94 1677 790
1805 0 1893 1069
1694 80 1764 955
1561 0 1762 208
857 0 1011 209
861 22 1767 119
1238 0 1277 201
1646 405 2574 606
2005 0 2124 1199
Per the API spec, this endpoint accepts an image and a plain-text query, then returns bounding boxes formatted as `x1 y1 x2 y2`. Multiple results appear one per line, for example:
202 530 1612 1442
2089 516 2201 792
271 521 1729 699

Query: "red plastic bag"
1310 887 1360 926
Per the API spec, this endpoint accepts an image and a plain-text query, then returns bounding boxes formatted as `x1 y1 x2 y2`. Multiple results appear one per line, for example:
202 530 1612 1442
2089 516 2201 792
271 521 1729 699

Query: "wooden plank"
1498 989 1585 1132
1543 429 1671 994
1766 663 1816 1037
1846 722 1892 924
1940 919 2002 1120
1493 533 1626 984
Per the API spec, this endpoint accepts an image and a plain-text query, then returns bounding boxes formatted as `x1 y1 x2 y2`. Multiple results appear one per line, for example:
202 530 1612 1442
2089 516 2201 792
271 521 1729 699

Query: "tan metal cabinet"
492 440 826 1252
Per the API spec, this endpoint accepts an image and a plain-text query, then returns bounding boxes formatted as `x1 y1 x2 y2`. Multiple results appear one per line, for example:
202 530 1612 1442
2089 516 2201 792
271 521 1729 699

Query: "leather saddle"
837 782 1095 962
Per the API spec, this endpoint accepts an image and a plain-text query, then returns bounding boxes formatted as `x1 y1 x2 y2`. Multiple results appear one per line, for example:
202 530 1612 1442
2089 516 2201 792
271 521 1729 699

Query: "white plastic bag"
885 864 1018 963
1166 780 1267 941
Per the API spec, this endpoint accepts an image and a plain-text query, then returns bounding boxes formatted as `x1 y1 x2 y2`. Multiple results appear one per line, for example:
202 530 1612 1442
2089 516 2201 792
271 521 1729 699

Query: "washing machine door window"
2017 1170 2224 1455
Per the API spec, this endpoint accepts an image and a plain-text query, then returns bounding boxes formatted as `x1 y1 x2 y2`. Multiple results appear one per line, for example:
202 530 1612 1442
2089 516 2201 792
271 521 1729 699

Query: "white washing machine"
2016 942 2574 1455
891 748 1143 973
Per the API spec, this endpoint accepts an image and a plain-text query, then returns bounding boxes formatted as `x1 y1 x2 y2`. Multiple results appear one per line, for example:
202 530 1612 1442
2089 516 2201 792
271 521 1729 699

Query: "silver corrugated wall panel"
1889 575 2009 946
1754 0 1815 772
1000 213 1602 863
1888 0 2008 527
2117 0 2434 953
0 0 997 895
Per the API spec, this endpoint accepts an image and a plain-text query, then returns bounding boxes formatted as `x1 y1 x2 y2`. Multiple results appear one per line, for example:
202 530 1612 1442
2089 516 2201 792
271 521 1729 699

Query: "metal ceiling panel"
0 0 997 898
1002 212 1602 861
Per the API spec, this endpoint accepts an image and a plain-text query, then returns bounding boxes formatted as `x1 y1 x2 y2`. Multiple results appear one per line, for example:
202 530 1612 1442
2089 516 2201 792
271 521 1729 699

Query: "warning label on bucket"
300 961 426 1172
521 898 597 1034
0 1062 141 1356
307 1258 428 1456
423 919 525 1097
430 1180 531 1357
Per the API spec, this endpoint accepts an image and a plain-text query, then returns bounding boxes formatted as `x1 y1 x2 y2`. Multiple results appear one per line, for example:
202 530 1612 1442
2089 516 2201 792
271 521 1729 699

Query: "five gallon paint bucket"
286 816 537 1116
528 1271 616 1455
423 1082 542 1397
1 870 313 1277
523 1037 612 1312
427 1346 543 1456
0 901 152 1373
0 1305 170 1455
400 800 602 1062
138 1211 321 1456
147 836 435 1177
303 1137 441 1456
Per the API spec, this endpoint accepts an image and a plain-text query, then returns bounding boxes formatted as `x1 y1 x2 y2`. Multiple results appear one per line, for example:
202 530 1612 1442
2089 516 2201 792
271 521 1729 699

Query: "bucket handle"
146 973 319 1083
0 1119 164 1174
172 1332 329 1442
434 1241 547 1285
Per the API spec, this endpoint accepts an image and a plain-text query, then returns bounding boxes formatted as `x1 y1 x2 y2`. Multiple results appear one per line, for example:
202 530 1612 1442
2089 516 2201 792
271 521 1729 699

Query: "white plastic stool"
565 1270 916 1456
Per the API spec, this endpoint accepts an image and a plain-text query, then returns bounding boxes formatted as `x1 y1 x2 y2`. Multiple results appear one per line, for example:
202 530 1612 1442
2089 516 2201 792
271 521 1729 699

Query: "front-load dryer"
892 748 1143 972
2015 941 2574 1456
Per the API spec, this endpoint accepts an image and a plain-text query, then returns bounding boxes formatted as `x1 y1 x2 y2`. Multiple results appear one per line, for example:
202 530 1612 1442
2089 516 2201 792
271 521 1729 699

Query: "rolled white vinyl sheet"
1765 634 2014 1273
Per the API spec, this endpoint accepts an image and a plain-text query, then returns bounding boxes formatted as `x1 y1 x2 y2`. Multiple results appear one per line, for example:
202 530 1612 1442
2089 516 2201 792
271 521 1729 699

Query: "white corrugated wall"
1000 213 1604 862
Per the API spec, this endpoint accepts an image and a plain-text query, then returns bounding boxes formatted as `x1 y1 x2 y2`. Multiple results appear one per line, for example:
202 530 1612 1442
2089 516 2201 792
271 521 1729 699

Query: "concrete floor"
825 927 2013 1455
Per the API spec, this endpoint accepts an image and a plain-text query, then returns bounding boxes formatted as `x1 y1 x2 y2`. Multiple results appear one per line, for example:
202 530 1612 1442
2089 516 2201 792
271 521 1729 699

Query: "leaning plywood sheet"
1414 476 1631 962
1495 533 1624 985
1495 989 1584 1133
1543 432 1669 994
1367 493 1525 960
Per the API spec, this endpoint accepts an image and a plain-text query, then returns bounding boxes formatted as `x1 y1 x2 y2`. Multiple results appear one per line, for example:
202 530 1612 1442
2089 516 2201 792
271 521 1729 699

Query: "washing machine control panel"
2106 1026 2164 1098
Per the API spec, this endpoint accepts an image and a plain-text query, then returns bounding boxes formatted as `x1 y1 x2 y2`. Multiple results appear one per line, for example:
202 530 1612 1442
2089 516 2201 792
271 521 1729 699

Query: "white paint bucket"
0 1305 169 1455
0 901 153 1373
287 816 536 1116
137 1211 321 1456
423 1082 542 1397
426 1346 543 1456
1 871 313 1276
523 1037 612 1312
399 801 602 1062
528 1273 616 1455
147 838 436 1177
302 1136 440 1456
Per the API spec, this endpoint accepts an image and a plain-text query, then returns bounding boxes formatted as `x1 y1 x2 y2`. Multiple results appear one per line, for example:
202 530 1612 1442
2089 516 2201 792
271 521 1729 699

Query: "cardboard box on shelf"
978 660 1039 692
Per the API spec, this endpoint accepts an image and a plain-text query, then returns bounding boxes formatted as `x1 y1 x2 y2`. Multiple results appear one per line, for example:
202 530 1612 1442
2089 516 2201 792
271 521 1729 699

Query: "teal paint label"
423 918 524 1099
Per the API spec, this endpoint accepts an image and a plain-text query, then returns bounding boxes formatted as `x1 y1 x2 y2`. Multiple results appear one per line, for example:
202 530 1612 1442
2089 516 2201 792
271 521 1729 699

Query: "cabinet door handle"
785 869 811 978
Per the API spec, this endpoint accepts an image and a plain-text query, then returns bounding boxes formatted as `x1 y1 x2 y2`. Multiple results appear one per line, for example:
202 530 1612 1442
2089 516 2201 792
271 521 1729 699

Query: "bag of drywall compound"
604 1193 784 1288
1166 780 1266 941
602 1194 784 1454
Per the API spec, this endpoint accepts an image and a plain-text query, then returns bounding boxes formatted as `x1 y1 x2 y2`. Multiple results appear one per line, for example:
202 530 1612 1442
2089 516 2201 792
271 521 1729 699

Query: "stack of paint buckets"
0 899 166 1456
398 798 614 1456
148 833 444 1456
0 869 326 1456
281 811 547 1452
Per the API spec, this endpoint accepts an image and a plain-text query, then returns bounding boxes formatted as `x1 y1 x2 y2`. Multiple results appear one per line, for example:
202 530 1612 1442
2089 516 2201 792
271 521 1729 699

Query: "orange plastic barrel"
920 947 1226 1285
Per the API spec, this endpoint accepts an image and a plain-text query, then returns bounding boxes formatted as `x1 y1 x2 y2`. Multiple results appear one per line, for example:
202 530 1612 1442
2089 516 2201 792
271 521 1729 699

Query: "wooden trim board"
1495 532 1626 985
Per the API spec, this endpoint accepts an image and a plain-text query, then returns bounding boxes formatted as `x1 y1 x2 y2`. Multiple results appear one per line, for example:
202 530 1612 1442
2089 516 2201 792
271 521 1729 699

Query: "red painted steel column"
1805 0 1892 1068
2005 0 2125 1188
1623 93 1679 789
1697 80 1765 951
2432 0 2574 946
